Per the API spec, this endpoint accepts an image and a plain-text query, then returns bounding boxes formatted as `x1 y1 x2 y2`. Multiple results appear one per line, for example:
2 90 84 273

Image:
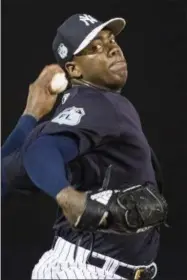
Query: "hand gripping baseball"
24 64 68 120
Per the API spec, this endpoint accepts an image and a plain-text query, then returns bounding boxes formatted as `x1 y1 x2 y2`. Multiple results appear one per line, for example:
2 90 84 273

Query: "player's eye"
79 41 103 55
91 43 103 53
110 37 116 44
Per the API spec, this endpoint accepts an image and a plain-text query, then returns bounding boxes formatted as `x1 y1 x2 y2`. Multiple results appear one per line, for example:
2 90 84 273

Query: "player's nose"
108 46 122 58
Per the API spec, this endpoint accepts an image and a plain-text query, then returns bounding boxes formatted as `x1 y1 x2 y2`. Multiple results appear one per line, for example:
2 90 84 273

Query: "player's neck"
71 79 121 93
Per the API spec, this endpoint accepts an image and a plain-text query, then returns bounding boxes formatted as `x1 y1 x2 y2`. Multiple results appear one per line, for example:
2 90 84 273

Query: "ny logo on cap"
57 43 68 59
79 14 98 26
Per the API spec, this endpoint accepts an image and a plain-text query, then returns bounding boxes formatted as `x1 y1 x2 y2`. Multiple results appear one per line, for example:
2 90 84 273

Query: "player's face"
67 30 128 91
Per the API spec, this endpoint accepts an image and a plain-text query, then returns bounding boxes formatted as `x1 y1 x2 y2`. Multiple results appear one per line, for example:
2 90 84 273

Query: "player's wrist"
56 186 87 226
22 108 41 121
56 186 75 205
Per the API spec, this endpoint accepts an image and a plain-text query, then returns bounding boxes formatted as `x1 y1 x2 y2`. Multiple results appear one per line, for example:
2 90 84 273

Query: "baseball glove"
73 183 168 235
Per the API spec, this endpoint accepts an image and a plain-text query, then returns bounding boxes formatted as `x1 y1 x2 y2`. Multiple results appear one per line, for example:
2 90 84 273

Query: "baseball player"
4 14 168 279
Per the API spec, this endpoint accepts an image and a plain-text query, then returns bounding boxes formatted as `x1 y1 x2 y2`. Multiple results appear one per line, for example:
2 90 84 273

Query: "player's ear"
65 61 82 79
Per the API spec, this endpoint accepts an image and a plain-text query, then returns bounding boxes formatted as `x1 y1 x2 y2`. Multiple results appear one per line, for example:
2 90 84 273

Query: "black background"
2 1 187 280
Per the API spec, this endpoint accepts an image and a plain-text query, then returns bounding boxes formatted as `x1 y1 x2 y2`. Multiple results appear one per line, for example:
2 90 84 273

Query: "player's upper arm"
40 87 120 155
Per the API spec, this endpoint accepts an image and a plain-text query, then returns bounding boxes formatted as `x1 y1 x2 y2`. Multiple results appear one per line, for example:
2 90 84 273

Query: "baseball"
50 72 68 94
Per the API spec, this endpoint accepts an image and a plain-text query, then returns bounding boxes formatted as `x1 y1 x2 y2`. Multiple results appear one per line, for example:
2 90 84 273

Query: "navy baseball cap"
53 14 126 67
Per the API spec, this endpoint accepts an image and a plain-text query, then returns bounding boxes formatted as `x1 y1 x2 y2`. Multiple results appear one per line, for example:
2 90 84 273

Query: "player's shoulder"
103 90 140 119
46 85 120 134
56 85 118 118
102 90 135 109
60 85 115 106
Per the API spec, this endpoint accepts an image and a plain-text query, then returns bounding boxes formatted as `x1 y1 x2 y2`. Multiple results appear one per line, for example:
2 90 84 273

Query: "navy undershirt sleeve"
1 115 37 197
23 135 79 198
2 115 37 158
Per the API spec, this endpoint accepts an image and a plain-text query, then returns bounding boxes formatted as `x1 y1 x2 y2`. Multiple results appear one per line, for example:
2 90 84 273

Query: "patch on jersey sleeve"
61 93 70 104
51 107 85 126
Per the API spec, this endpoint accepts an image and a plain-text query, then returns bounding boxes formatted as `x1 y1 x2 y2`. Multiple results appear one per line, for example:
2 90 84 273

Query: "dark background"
2 1 186 280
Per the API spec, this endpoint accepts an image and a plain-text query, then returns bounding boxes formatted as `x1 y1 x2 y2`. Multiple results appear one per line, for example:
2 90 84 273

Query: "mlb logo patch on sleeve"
61 93 70 104
52 107 85 126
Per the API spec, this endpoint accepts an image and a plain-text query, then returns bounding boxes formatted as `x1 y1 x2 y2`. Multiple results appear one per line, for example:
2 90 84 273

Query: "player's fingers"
47 64 63 72
38 64 64 86
29 64 66 95
39 64 63 78
38 65 51 79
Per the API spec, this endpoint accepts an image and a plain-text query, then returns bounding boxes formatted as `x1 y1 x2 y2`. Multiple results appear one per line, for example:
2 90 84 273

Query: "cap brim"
74 17 126 55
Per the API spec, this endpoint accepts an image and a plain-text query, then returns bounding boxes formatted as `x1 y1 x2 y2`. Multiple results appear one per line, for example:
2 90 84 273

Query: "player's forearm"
2 115 37 197
2 115 37 158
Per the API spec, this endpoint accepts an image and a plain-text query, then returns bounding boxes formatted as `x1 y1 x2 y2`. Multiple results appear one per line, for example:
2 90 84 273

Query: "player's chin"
109 72 128 90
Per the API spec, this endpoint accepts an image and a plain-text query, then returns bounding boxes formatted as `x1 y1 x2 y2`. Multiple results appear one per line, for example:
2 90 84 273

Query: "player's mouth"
109 60 127 73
